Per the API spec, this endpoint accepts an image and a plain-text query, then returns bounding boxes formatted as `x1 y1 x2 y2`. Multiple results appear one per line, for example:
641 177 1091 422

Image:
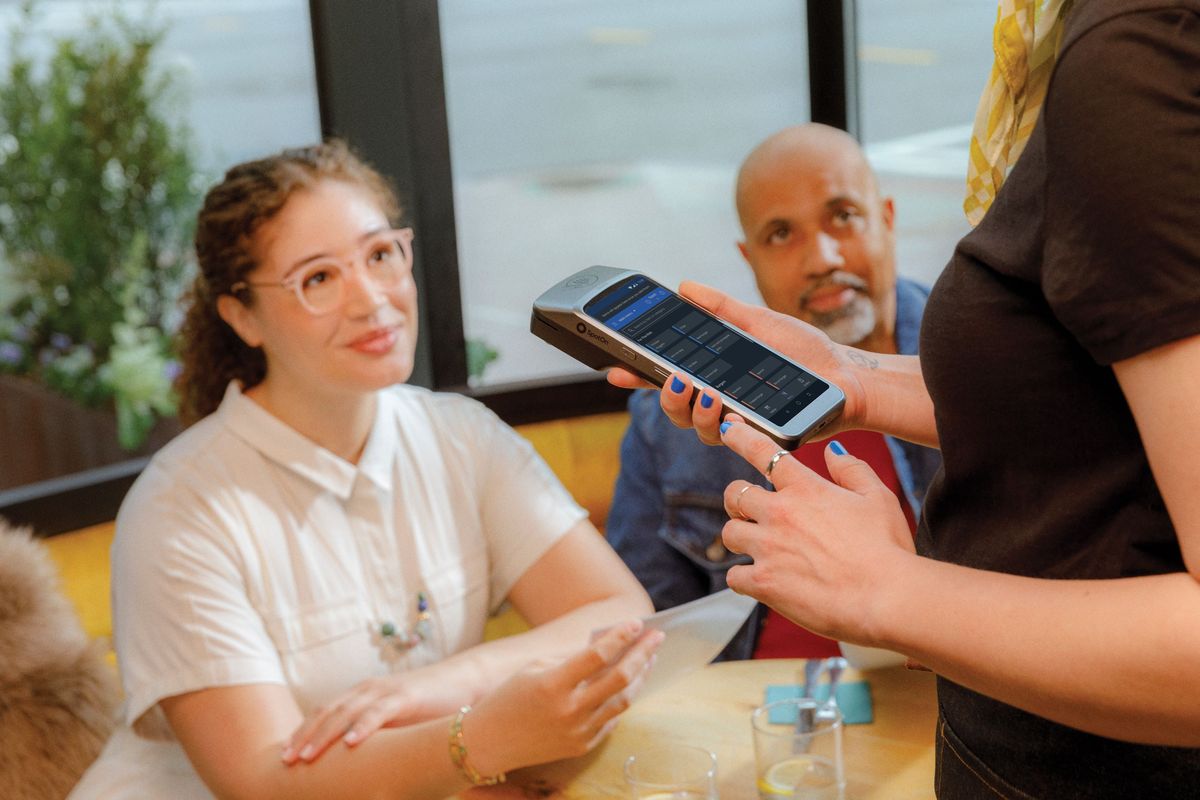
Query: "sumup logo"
577 322 609 345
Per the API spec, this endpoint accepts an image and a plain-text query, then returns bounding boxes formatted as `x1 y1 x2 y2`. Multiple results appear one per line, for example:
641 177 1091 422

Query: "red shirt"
752 430 916 659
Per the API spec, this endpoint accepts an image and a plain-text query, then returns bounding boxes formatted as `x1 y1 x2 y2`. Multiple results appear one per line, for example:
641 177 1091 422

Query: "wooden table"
464 660 938 799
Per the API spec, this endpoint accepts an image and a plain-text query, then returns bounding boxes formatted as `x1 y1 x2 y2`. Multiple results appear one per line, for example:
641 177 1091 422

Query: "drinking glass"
751 698 844 800
623 743 719 799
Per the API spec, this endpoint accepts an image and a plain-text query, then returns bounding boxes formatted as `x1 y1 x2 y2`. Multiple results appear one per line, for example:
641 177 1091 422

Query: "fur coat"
0 520 118 800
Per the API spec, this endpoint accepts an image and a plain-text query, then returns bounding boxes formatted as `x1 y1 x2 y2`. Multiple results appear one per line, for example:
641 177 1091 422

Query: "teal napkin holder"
764 682 873 724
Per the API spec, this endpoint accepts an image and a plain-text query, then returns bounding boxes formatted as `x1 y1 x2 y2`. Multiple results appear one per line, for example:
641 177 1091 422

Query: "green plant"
466 337 499 381
0 1 202 448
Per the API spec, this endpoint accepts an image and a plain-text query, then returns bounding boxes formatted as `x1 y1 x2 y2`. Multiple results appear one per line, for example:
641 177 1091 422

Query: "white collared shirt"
71 382 583 798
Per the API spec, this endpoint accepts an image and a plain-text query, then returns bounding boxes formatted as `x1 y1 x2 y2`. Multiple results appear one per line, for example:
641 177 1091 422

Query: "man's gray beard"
811 293 876 345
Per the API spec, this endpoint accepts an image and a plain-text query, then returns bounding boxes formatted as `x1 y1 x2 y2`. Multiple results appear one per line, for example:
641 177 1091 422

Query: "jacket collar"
894 276 931 357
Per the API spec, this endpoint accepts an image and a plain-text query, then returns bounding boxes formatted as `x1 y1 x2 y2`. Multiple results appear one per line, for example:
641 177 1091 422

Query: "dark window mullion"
807 0 860 137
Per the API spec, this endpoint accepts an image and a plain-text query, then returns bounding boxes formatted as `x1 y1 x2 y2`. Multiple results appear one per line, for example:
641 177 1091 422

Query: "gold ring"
732 483 754 520
764 449 790 483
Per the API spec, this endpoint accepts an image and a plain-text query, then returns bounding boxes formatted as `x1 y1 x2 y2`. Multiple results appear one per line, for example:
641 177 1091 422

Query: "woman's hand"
606 281 868 444
717 417 917 645
463 619 664 774
282 664 478 764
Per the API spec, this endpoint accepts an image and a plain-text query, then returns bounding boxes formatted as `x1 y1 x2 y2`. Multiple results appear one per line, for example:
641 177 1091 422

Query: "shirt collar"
217 382 395 500
356 389 397 493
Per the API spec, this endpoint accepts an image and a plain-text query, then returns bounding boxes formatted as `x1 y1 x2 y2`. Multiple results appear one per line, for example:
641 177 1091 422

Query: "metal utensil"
794 658 825 749
823 656 847 712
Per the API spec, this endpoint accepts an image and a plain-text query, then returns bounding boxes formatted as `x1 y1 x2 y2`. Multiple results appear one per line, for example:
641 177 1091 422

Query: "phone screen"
584 274 830 426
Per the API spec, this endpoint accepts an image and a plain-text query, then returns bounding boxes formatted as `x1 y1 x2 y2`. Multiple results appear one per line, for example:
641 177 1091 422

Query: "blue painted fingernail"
670 376 686 393
829 440 847 456
720 421 732 435
700 393 713 409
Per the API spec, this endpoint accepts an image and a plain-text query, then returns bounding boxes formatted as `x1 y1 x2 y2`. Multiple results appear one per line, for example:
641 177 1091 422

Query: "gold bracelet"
449 705 506 787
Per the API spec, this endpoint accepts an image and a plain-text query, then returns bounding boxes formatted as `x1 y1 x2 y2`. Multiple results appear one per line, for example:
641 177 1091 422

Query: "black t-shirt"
917 0 1200 796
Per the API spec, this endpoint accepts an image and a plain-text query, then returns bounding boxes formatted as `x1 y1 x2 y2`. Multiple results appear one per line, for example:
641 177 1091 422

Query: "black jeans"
935 715 1036 799
934 708 1200 800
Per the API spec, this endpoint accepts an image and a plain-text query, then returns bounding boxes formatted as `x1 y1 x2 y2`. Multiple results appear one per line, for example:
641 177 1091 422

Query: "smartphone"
531 266 844 449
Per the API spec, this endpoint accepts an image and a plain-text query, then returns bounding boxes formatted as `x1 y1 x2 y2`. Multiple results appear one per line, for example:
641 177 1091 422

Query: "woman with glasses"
70 141 659 799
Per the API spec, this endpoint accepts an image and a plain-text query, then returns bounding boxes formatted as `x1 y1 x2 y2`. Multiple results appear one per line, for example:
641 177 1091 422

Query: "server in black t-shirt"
610 1 1200 796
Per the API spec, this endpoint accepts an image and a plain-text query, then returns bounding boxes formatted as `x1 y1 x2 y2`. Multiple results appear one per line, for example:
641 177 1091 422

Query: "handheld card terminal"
531 266 844 449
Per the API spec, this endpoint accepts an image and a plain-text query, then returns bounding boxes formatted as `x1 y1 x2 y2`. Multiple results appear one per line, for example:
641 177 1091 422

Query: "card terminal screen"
584 274 829 426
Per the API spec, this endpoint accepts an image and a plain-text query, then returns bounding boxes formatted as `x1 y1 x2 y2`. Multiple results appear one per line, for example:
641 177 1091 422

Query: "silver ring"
764 449 790 483
732 484 753 520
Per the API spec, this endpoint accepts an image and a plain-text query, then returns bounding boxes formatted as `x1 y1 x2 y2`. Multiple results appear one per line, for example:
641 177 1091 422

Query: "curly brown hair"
175 140 402 424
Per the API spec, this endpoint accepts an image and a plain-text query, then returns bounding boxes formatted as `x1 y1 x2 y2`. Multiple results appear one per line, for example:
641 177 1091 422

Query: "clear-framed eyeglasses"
232 227 414 316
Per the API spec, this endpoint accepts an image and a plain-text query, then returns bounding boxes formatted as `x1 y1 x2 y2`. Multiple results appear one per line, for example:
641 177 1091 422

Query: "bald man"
606 124 941 660
735 124 899 353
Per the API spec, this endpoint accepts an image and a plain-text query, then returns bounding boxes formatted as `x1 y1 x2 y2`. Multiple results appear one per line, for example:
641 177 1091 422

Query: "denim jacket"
605 278 941 660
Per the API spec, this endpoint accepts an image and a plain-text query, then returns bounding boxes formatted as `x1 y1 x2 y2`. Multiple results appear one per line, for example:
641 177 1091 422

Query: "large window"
0 0 320 179
0 0 320 496
439 1 810 386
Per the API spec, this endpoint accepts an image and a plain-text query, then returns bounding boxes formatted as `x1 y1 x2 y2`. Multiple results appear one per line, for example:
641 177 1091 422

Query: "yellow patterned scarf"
964 0 1074 225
